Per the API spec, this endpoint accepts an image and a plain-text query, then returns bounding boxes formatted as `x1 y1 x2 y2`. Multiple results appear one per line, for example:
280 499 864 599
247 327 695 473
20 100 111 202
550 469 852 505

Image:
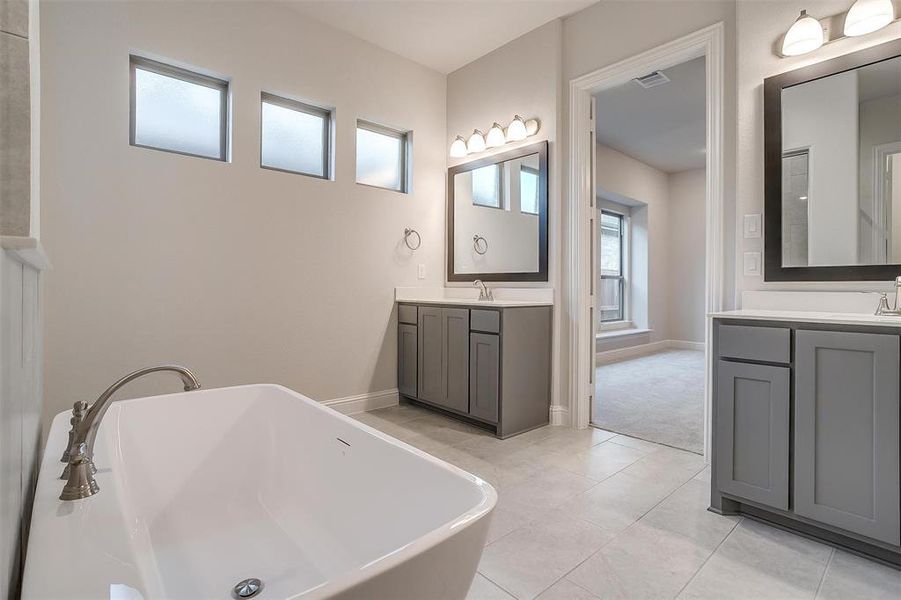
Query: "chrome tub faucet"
60 365 201 501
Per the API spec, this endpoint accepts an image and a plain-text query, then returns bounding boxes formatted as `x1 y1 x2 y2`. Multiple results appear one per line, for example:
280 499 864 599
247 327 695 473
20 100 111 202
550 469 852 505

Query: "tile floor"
352 403 901 600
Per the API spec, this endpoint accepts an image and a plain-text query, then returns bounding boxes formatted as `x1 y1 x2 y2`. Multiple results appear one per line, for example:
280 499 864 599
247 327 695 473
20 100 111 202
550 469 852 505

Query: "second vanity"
710 307 901 566
395 291 552 438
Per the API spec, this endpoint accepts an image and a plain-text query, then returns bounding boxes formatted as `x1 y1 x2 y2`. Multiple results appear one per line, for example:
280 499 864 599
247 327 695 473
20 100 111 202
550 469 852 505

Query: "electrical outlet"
417 264 425 279
743 252 762 276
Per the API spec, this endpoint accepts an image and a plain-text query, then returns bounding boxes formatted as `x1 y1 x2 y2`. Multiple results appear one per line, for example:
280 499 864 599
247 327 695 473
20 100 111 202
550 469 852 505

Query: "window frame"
355 119 410 193
520 166 540 215
471 164 503 210
259 91 332 180
599 209 628 325
129 55 230 162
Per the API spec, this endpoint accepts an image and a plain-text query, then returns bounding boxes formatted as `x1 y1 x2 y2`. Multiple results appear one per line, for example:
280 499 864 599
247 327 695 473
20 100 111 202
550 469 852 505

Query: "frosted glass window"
356 121 409 192
130 56 228 161
261 94 330 178
520 168 539 214
472 165 501 208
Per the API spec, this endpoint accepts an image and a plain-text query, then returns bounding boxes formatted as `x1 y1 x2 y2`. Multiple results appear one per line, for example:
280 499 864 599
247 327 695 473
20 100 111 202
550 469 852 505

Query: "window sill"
596 327 652 340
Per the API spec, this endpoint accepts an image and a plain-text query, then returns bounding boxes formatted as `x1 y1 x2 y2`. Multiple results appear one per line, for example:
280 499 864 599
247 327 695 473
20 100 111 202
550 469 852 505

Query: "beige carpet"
593 348 704 454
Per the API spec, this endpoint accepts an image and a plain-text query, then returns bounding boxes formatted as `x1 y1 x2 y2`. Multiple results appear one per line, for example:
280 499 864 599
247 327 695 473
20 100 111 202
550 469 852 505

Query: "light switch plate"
743 252 762 276
744 214 762 239
417 264 426 280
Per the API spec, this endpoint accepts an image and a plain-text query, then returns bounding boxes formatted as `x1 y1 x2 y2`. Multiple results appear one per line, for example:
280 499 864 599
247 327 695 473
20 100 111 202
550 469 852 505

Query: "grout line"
673 516 743 598
475 571 519 599
813 548 836 599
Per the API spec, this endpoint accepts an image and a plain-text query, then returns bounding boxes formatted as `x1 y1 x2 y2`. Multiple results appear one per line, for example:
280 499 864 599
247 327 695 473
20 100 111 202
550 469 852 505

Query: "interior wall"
40 0 447 426
445 20 563 412
595 144 670 346
1 0 31 236
667 168 707 343
736 0 901 295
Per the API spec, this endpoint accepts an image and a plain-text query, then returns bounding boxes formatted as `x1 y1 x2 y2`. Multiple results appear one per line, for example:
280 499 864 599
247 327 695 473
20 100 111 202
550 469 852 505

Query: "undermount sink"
23 384 496 599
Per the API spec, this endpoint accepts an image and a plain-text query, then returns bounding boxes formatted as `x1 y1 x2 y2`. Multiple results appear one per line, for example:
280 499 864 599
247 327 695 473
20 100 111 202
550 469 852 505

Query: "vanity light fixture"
467 129 487 153
844 0 894 36
449 135 468 158
505 115 528 142
485 123 506 148
449 116 540 157
781 10 825 57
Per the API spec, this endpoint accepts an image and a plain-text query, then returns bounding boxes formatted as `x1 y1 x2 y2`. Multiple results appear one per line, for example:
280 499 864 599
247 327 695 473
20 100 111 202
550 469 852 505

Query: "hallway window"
520 167 539 214
599 210 625 322
130 55 229 161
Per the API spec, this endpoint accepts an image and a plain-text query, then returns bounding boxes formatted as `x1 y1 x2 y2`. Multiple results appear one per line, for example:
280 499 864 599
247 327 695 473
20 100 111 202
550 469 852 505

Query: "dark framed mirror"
764 38 901 281
447 140 548 282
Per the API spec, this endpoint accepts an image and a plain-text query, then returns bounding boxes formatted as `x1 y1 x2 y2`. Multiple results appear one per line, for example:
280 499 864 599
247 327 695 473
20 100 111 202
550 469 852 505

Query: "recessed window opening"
356 120 410 193
129 55 229 161
260 92 332 179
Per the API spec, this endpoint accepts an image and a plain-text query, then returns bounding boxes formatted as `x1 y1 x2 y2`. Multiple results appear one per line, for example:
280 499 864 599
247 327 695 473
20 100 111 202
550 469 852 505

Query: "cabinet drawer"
398 304 418 325
471 309 500 333
718 324 790 364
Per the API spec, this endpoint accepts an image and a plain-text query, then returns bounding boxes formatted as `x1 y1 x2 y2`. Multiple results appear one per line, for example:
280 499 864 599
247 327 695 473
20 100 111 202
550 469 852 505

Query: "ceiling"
593 56 706 174
280 0 597 74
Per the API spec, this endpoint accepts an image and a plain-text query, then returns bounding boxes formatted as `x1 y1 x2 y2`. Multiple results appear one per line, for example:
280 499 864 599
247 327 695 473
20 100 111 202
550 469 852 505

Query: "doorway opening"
566 23 725 460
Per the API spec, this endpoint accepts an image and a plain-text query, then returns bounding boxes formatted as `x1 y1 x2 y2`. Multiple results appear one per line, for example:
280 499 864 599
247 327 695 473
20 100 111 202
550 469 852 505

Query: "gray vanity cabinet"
397 301 551 438
794 330 900 545
417 307 469 413
716 360 790 510
397 323 418 398
469 333 500 423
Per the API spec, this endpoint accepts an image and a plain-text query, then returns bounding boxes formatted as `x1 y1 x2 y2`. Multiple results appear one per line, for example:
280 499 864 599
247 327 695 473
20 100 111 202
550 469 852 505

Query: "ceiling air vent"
633 71 670 89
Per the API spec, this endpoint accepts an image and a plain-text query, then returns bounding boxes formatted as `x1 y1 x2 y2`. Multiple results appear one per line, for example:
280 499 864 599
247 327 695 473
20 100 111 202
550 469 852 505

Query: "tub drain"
233 578 263 599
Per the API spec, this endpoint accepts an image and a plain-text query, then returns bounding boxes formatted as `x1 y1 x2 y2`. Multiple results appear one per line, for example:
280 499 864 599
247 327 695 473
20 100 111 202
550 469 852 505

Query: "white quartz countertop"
395 287 554 308
709 309 901 328
398 297 553 308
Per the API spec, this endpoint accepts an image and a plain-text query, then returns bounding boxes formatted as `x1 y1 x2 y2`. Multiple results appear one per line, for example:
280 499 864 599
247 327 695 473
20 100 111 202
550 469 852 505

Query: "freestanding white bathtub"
22 384 496 599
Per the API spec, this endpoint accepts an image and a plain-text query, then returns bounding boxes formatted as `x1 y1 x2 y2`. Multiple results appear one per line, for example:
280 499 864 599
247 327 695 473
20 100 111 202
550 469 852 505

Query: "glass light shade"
449 135 468 157
486 123 506 148
506 115 528 142
525 118 540 136
781 10 824 57
844 0 894 36
467 129 486 153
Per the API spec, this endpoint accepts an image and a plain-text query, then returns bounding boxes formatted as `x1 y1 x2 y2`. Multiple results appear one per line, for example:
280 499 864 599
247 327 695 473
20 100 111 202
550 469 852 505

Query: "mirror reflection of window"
472 164 501 208
599 211 625 322
781 150 810 267
520 167 539 215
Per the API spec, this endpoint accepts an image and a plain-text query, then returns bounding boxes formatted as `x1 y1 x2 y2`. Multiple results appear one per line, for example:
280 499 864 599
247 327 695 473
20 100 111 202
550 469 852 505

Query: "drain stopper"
233 578 263 599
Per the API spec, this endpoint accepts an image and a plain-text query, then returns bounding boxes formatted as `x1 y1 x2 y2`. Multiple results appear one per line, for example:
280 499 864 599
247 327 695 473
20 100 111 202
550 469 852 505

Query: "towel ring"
403 228 421 250
473 235 489 255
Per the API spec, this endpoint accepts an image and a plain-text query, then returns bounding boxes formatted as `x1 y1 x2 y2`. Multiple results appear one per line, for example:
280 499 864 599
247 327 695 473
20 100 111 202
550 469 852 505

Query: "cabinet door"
417 307 445 404
470 333 499 423
795 330 900 545
716 360 790 510
398 323 417 398
442 308 470 413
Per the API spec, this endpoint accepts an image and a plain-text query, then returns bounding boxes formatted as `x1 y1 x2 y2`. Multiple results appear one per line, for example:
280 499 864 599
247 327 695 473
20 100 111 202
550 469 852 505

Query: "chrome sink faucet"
473 279 494 301
60 365 201 501
875 277 901 316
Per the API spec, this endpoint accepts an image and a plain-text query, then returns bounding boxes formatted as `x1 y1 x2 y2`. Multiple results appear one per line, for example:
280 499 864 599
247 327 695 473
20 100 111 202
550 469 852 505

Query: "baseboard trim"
595 339 705 364
550 405 570 426
323 388 399 415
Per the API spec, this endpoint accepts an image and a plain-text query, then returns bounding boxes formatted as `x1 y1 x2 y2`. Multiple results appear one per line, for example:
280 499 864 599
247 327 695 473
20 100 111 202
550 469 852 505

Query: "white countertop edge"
1 236 51 271
709 309 901 328
397 297 553 308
